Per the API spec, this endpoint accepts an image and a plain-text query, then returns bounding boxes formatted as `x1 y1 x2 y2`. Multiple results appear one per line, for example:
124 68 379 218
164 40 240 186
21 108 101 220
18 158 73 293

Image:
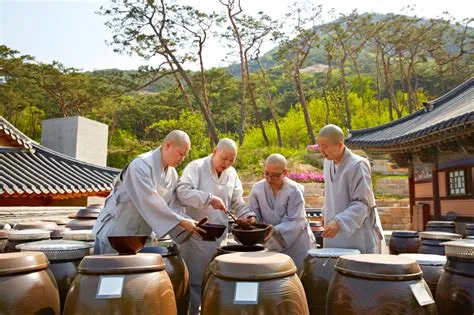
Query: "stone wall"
374 177 409 196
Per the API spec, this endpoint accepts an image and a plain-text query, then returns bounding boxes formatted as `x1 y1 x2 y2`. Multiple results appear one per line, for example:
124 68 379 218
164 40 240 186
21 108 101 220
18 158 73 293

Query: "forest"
1 0 473 175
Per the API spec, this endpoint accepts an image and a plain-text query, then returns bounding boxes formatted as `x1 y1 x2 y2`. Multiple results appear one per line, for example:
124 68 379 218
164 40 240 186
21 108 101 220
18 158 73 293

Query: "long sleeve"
334 160 372 237
247 187 263 222
274 188 307 247
124 159 182 238
176 161 213 210
231 175 255 218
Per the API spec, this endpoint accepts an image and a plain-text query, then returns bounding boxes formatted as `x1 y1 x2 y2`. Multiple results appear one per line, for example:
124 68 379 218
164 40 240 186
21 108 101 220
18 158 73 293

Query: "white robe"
322 148 384 253
92 148 183 254
248 178 316 271
176 155 255 315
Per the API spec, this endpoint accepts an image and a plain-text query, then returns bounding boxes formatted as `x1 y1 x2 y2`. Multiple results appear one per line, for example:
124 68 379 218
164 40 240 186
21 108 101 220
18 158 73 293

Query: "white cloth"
322 148 384 253
176 155 255 315
92 148 183 254
248 178 316 271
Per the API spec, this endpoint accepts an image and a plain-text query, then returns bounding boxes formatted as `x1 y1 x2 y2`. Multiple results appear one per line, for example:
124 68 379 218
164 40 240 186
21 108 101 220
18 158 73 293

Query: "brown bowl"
107 235 148 255
198 223 226 241
232 223 271 245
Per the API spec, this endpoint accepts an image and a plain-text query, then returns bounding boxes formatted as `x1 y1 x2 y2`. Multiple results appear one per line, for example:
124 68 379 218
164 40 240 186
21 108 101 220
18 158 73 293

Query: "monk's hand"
179 218 206 234
321 220 340 239
247 216 257 225
210 196 227 213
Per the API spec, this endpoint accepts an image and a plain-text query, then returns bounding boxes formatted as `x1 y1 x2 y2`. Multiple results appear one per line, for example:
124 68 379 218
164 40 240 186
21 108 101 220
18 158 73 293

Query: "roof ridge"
0 116 38 151
348 77 474 137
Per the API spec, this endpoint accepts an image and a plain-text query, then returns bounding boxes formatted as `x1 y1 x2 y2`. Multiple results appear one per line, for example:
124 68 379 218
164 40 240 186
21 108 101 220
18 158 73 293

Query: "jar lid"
210 252 296 280
0 252 49 276
65 219 96 230
465 223 474 229
42 218 69 225
62 229 95 241
420 231 461 240
391 230 419 238
8 229 51 240
309 221 322 227
335 254 422 280
399 254 447 266
442 240 474 259
75 208 100 219
427 221 455 226
16 240 93 261
14 221 58 230
140 244 179 257
78 253 165 275
308 248 361 258
49 227 71 239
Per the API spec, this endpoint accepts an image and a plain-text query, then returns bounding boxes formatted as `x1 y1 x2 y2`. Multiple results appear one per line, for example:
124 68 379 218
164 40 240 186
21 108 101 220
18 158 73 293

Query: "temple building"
346 77 474 230
0 116 119 207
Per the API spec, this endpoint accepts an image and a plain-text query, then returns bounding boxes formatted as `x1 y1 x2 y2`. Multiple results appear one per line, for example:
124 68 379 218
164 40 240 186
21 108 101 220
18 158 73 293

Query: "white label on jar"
96 275 125 299
233 282 259 304
410 281 435 306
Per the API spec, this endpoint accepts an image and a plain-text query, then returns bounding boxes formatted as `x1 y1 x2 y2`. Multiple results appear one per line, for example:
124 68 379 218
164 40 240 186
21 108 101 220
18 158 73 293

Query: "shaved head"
265 153 288 171
216 138 238 153
163 130 191 147
318 124 344 144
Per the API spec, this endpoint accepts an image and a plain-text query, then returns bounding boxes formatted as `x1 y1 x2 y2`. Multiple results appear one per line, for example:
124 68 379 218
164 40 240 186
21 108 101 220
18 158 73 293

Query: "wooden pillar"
408 158 415 218
432 157 441 220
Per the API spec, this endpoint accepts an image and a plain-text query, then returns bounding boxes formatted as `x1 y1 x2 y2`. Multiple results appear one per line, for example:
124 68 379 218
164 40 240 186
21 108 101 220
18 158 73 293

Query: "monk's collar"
334 147 349 165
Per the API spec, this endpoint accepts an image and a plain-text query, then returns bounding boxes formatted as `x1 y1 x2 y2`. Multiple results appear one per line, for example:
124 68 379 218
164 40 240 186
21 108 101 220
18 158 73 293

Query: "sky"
1 0 472 71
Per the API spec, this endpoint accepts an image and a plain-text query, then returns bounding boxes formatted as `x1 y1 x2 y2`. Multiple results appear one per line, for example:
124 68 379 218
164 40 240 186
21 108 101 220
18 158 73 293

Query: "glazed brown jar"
6 229 51 252
140 243 190 315
17 240 93 313
426 221 456 233
419 232 461 255
201 251 309 315
463 223 474 238
63 253 177 315
327 254 436 315
436 240 474 315
0 252 60 314
389 230 421 254
399 253 446 299
300 248 361 315
202 244 267 295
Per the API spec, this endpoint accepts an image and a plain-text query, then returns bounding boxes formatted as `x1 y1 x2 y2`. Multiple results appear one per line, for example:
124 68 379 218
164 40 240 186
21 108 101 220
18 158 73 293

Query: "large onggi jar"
0 230 8 252
5 229 51 252
17 240 93 313
419 231 461 255
299 248 361 315
399 253 446 299
389 230 421 254
463 223 474 238
327 254 437 315
436 240 474 315
201 251 309 315
202 244 267 296
426 221 456 233
63 253 177 315
140 243 190 315
0 252 60 314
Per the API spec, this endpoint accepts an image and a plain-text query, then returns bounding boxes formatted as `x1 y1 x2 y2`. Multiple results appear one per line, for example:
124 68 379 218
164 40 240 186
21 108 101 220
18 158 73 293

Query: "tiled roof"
346 78 474 151
0 116 120 199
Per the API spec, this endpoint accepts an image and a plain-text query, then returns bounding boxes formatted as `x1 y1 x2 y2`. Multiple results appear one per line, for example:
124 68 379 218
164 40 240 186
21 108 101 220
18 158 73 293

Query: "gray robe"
176 155 255 315
248 178 316 271
322 148 384 253
92 148 183 254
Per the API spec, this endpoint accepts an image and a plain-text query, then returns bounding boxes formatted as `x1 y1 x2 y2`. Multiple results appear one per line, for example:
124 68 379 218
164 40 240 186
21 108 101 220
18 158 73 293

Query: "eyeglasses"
263 171 284 179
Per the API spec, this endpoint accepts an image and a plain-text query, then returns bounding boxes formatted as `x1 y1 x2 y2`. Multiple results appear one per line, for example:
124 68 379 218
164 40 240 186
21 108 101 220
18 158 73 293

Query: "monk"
248 153 316 271
318 124 384 253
